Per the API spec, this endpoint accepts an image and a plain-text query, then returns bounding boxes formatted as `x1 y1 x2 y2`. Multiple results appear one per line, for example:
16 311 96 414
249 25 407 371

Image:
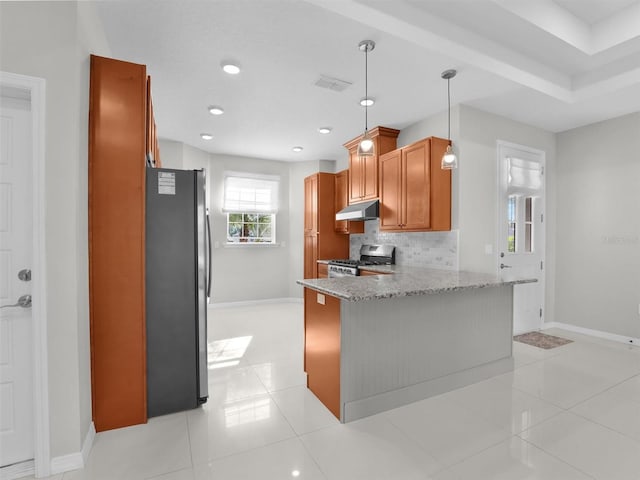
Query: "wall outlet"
485 244 493 255
317 293 325 305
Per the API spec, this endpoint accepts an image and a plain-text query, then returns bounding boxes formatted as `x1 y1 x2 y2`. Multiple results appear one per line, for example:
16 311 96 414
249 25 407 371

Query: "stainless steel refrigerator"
145 167 210 417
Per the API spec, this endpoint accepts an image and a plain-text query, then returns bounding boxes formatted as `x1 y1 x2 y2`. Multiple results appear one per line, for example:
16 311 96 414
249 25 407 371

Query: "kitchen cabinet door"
89 55 148 431
304 235 318 279
304 173 349 279
379 150 402 231
403 140 431 230
304 174 318 235
348 150 364 203
379 137 451 232
335 169 364 234
344 126 400 205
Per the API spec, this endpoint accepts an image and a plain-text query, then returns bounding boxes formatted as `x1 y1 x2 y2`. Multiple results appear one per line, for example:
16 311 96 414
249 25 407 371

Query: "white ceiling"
94 0 640 163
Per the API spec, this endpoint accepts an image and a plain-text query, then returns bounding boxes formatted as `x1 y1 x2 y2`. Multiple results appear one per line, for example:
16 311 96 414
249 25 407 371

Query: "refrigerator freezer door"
146 168 206 417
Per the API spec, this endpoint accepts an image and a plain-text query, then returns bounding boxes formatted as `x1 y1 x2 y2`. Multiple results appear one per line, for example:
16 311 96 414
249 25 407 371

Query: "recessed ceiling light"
360 97 375 107
318 127 332 134
200 133 213 140
292 146 303 152
221 62 240 75
208 106 224 115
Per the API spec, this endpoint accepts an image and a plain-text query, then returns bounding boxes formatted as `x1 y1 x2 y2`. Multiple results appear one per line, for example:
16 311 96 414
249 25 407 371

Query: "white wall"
157 138 184 169
207 153 292 302
158 140 296 303
555 112 640 337
457 106 557 322
0 0 110 460
397 105 557 322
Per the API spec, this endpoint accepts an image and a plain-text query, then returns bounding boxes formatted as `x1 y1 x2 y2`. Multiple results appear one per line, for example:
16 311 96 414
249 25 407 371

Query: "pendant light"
441 69 458 169
357 40 376 158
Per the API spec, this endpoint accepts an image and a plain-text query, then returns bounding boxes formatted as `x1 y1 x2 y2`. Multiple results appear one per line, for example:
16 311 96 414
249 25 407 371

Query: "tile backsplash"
350 221 459 270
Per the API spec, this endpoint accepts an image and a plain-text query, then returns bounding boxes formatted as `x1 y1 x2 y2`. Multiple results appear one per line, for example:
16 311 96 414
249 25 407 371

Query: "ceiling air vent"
314 75 352 92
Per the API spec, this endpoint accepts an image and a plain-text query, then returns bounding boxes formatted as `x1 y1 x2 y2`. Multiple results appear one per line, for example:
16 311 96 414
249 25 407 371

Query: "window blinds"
507 157 542 190
223 173 279 213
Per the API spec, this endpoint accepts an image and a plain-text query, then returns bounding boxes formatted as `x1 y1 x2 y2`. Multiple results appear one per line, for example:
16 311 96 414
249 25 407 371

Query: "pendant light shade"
357 40 375 158
441 69 458 170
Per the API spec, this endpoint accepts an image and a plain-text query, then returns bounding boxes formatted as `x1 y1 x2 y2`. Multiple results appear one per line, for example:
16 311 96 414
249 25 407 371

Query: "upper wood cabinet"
145 76 161 167
343 126 399 204
379 136 451 232
334 169 364 234
304 173 349 278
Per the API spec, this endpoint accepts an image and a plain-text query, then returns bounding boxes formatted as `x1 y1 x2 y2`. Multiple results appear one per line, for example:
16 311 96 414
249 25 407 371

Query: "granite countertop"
297 265 537 302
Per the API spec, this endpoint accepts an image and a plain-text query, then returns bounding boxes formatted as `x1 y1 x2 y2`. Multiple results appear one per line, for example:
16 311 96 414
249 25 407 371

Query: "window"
227 213 274 243
223 173 279 244
507 195 517 253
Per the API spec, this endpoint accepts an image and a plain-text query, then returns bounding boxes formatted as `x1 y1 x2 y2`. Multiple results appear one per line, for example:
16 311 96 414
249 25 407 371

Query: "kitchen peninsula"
297 267 536 422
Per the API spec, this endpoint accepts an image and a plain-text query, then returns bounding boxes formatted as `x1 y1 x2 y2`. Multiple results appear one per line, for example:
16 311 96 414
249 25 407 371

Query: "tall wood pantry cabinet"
379 136 451 232
88 55 161 432
343 126 400 204
304 173 349 279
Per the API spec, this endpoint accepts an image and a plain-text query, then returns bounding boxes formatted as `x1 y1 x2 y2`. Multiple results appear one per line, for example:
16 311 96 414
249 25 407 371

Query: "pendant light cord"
447 77 451 141
364 47 369 131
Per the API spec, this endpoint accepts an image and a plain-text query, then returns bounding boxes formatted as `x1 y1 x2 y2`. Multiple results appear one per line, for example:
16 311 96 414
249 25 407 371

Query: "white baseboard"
0 460 34 480
209 297 302 309
81 422 96 466
542 322 640 346
49 421 95 476
50 452 83 476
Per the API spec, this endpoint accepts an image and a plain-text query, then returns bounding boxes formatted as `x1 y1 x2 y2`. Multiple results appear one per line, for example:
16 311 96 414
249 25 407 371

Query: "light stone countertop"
297 265 537 302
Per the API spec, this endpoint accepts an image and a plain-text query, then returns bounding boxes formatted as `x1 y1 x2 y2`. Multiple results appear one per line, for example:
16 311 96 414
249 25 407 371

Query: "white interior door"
0 95 34 467
497 141 545 335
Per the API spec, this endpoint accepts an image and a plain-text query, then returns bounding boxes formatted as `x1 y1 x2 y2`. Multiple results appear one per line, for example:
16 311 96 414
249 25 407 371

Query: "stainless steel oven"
327 244 395 278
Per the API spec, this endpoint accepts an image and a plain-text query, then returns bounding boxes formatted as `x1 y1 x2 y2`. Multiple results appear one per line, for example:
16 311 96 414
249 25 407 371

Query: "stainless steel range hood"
335 199 379 221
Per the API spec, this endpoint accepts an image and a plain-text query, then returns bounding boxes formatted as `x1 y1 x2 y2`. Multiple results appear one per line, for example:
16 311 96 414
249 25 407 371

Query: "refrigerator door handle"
206 210 212 301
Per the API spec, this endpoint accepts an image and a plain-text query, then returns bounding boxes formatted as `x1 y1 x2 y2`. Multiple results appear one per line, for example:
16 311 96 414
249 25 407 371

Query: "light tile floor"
27 303 640 480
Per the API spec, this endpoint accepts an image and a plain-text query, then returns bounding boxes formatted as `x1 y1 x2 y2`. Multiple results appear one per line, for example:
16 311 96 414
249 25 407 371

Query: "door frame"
496 140 546 331
0 71 50 477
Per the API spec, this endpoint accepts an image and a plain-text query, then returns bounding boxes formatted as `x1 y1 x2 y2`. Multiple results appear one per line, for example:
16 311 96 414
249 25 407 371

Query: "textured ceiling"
95 0 640 162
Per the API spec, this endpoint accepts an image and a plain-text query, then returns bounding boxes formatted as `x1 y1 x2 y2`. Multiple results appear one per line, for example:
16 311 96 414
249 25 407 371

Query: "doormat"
514 331 573 349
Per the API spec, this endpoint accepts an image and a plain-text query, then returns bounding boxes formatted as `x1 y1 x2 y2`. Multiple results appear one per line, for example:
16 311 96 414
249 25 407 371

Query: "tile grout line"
516 435 598 480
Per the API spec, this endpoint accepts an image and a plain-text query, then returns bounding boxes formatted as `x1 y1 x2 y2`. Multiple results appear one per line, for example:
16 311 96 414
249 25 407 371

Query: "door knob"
500 263 512 269
0 294 32 309
18 269 31 281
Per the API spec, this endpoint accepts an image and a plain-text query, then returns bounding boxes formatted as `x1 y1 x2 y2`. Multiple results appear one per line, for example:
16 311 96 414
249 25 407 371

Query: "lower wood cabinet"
317 263 329 278
304 288 341 419
359 269 391 276
379 136 451 232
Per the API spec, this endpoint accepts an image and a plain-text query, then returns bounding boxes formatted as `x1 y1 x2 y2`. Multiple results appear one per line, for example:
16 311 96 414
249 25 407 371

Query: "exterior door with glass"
497 141 545 335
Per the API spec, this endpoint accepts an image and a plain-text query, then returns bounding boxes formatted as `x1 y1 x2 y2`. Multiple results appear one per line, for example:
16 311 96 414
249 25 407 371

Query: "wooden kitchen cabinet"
145 76 161 166
89 55 149 432
334 169 364 234
317 263 329 278
343 126 400 204
304 173 349 279
89 55 164 432
304 287 341 419
359 269 391 276
379 136 451 232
